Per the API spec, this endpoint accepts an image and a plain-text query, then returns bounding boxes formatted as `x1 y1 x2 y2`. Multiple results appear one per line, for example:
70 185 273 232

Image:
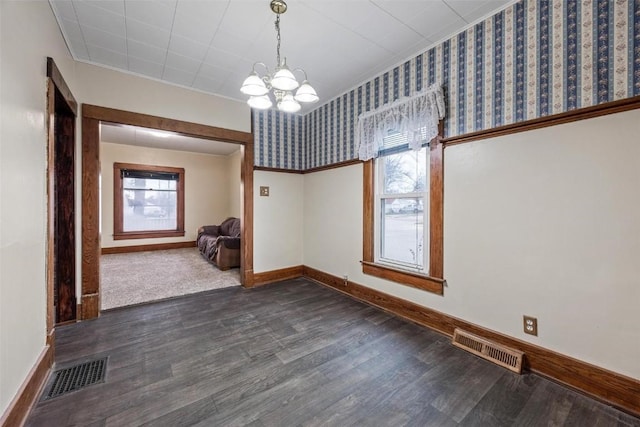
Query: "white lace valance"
357 84 446 161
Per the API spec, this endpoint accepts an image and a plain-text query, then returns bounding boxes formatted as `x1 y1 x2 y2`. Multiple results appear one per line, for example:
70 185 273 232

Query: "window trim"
362 135 444 295
113 162 185 240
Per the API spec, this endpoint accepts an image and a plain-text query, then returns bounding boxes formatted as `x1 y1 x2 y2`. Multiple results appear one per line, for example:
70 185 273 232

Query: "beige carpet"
100 247 240 310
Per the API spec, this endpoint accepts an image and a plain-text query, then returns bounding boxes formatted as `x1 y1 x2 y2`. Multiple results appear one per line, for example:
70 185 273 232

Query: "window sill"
113 230 185 240
360 261 444 295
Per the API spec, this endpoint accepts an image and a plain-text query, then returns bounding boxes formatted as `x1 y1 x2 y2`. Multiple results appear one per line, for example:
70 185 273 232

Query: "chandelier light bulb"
294 80 319 103
247 95 273 110
277 93 301 113
240 72 269 96
271 59 299 91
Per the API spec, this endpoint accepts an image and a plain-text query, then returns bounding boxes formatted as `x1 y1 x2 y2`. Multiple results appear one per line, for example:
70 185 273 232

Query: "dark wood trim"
362 161 374 263
102 241 196 254
252 265 304 287
53 101 77 324
241 113 255 287
113 230 186 240
443 95 640 147
81 293 100 320
46 329 56 348
46 57 77 115
82 104 253 144
303 265 640 417
81 116 101 319
82 105 254 319
361 261 444 295
112 162 185 240
254 159 362 175
0 345 53 427
46 57 78 334
429 136 444 278
303 159 361 174
362 132 445 288
254 166 304 174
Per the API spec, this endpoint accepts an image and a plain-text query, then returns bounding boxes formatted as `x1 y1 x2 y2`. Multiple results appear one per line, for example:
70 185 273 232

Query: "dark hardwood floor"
27 278 639 426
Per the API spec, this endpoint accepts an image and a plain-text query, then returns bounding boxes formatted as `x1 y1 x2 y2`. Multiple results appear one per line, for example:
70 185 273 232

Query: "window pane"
123 177 178 232
382 148 428 194
381 197 424 268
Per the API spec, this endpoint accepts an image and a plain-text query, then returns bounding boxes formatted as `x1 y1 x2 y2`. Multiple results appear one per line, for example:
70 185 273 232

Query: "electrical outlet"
343 275 348 286
260 186 269 197
523 315 538 336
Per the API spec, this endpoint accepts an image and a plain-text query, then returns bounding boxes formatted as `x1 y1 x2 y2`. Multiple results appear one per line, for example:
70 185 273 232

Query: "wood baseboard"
101 241 196 255
302 265 640 417
0 345 53 427
253 265 304 287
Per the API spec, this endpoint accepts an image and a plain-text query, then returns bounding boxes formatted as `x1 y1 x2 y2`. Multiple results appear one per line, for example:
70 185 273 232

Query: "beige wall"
74 62 250 132
303 109 640 380
101 143 238 248
0 1 77 415
254 171 304 273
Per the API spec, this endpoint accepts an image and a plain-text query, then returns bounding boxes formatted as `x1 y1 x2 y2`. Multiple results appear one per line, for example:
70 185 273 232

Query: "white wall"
100 143 236 247
253 171 304 273
0 1 77 415
303 109 640 380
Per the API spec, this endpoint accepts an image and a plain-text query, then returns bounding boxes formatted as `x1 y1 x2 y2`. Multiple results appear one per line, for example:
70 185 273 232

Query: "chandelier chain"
275 14 281 67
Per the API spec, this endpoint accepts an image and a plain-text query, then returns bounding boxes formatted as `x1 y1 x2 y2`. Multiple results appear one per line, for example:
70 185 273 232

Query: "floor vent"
452 329 524 374
44 357 107 400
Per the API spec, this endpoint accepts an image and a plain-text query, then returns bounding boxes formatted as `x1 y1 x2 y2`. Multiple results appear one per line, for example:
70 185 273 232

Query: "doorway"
46 58 78 328
99 122 244 309
80 105 254 320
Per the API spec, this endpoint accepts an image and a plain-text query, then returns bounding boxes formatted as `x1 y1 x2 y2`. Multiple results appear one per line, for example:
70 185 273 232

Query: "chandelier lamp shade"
240 0 318 113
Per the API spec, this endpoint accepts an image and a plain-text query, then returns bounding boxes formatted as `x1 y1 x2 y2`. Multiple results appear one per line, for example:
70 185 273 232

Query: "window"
358 86 445 294
362 136 444 295
377 145 428 271
113 163 185 240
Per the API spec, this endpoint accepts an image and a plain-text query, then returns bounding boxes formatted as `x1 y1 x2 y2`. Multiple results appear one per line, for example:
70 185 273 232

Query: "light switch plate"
260 186 269 196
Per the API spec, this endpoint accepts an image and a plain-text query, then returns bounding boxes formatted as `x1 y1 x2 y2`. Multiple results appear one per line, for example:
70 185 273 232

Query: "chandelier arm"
252 62 271 75
291 68 309 82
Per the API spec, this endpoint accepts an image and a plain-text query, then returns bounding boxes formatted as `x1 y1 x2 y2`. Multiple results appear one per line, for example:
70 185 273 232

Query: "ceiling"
101 122 240 155
50 0 515 114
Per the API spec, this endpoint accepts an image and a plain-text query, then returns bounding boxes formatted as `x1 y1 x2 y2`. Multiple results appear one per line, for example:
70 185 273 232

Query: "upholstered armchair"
196 217 241 270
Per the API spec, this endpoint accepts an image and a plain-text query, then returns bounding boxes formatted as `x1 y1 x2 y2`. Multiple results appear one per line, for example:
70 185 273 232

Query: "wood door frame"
46 58 78 335
81 104 254 320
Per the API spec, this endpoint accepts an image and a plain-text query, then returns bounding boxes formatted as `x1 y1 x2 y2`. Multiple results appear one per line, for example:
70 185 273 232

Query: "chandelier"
240 0 318 113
